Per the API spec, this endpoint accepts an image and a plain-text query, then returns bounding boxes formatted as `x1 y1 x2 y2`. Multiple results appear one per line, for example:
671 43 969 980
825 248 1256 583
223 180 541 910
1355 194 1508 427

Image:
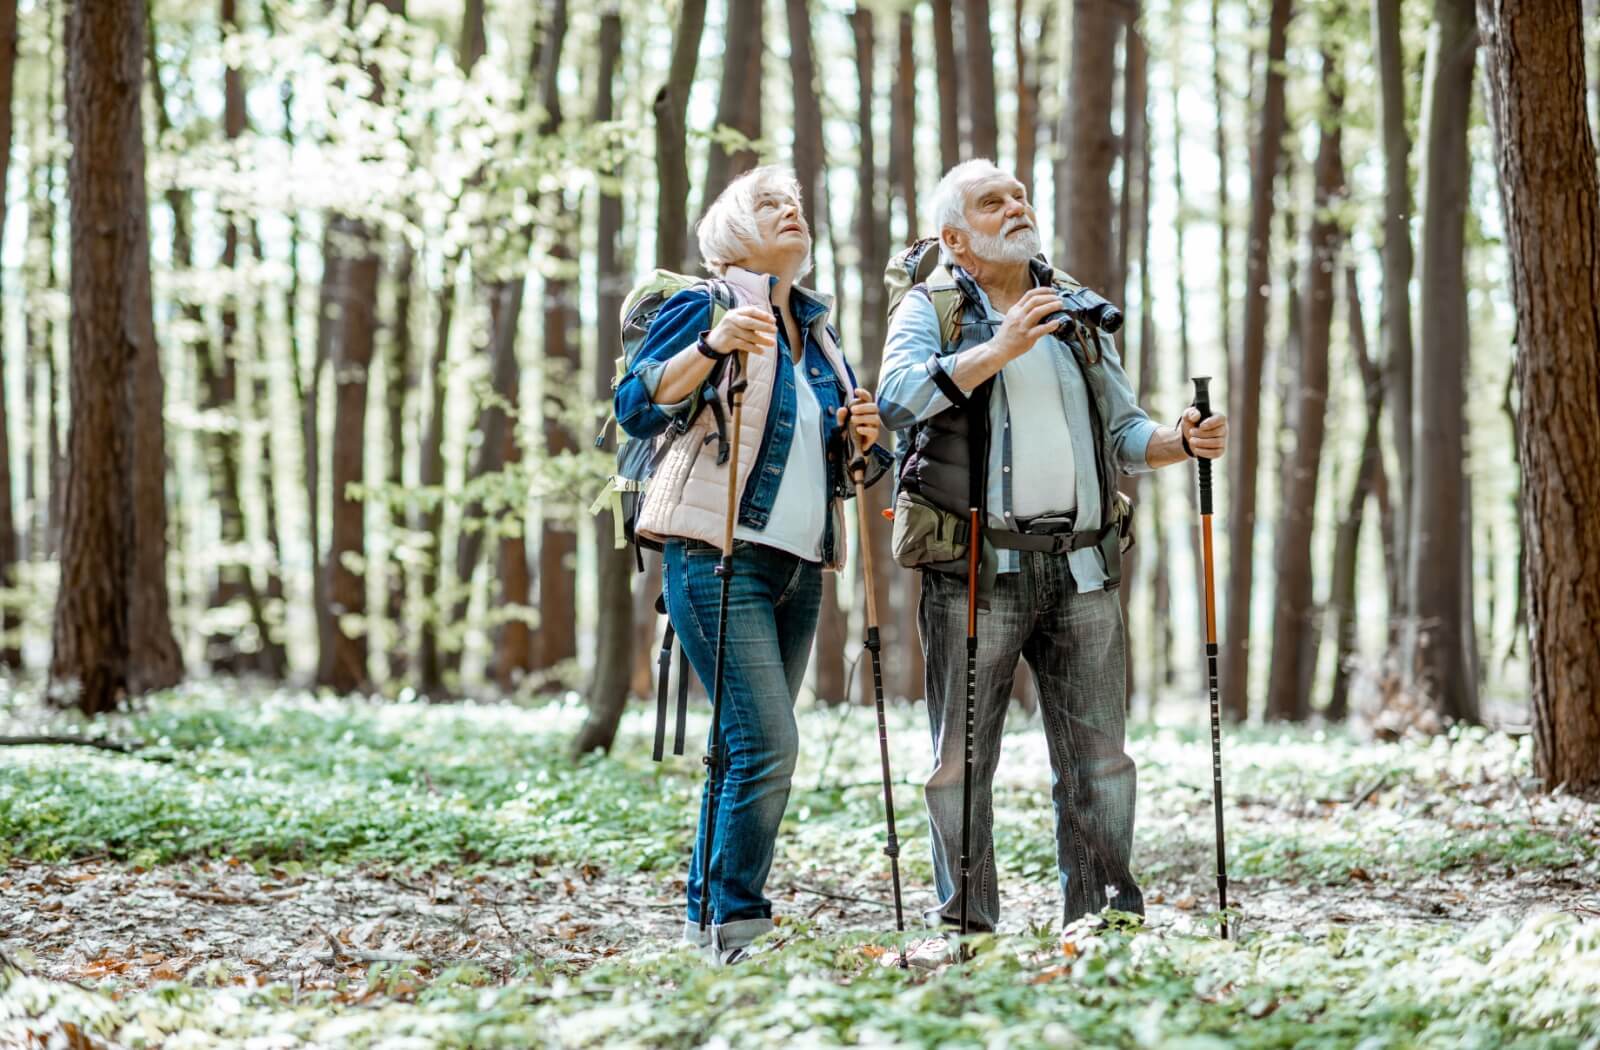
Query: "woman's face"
741 189 811 276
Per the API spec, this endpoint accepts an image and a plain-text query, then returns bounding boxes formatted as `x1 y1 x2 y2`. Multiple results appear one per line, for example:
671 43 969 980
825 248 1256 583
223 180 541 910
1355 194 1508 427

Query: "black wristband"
695 330 724 360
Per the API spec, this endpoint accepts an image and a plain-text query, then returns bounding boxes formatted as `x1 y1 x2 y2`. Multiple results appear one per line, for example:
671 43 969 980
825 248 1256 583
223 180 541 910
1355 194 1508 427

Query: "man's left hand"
1179 407 1228 459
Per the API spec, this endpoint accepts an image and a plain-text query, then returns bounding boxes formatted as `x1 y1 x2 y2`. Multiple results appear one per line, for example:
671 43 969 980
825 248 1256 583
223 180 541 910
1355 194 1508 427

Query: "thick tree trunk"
0 0 18 668
54 0 182 712
316 217 379 694
1327 268 1385 723
932 0 962 171
1013 0 1037 200
1219 0 1292 723
1059 0 1122 295
573 10 632 756
701 0 763 214
1265 45 1344 722
1406 0 1478 724
1374 0 1416 632
1478 0 1600 792
962 0 998 160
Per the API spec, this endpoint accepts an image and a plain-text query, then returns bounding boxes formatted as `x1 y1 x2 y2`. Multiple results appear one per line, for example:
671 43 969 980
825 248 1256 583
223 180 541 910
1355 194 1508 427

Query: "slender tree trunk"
787 0 824 223
1219 0 1292 723
415 264 457 695
1327 268 1385 722
573 10 632 755
962 0 998 160
532 2 575 678
1374 0 1416 643
1406 0 1478 724
54 0 182 712
639 0 708 697
933 0 962 171
1266 42 1344 722
385 238 414 681
458 0 485 68
1014 0 1037 200
0 0 18 668
1211 0 1233 411
701 0 764 215
1117 17 1146 704
248 221 289 677
891 9 917 239
1171 34 1197 693
26 9 61 560
1478 0 1600 792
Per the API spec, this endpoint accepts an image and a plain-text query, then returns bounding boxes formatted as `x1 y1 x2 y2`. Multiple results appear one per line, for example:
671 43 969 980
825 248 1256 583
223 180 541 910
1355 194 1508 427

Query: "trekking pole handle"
1191 376 1213 516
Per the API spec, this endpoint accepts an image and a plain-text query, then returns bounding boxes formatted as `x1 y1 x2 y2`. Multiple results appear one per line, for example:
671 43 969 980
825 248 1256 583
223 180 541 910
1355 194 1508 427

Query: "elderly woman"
614 166 891 964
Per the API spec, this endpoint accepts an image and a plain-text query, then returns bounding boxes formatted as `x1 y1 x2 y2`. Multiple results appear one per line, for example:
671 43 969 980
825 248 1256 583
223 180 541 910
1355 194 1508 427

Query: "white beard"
964 220 1042 265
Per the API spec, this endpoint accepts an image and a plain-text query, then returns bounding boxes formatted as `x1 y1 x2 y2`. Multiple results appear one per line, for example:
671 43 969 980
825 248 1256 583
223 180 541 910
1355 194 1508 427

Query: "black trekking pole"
847 406 907 967
958 503 981 947
1190 376 1230 940
699 351 749 938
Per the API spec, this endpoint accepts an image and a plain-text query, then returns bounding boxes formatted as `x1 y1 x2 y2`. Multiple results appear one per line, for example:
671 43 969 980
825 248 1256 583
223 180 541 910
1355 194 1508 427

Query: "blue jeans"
919 550 1143 930
664 539 822 951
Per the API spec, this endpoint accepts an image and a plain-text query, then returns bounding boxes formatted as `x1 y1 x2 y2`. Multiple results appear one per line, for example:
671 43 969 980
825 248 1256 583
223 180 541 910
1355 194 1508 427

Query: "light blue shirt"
876 269 1159 591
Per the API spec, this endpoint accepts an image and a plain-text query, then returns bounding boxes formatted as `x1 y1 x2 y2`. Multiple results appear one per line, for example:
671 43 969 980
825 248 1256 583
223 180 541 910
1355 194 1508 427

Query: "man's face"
950 174 1041 263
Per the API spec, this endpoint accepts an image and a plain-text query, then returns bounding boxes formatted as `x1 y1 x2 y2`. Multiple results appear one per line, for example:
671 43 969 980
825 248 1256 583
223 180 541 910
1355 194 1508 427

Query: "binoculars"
1047 286 1124 334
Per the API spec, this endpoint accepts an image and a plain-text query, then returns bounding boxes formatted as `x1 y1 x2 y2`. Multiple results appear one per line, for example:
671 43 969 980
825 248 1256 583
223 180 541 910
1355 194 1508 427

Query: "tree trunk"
250 221 289 678
1374 0 1416 642
1478 0 1600 792
458 0 485 69
652 0 706 276
962 0 998 160
786 0 824 224
1406 0 1478 724
533 2 575 678
573 10 632 755
933 0 962 171
1265 42 1344 723
1014 0 1038 200
1117 16 1147 705
1219 0 1292 723
1171 37 1197 693
639 0 708 698
415 265 457 695
385 238 414 681
54 0 182 713
1327 267 1385 723
1059 0 1122 294
891 10 917 239
701 0 763 215
0 0 17 668
1209 0 1233 401
25 6 61 561
316 216 379 694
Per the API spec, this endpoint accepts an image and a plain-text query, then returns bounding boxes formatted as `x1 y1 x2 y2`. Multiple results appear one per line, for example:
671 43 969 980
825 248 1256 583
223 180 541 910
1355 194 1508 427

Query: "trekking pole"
1190 376 1230 940
958 505 981 944
699 350 749 936
846 402 907 967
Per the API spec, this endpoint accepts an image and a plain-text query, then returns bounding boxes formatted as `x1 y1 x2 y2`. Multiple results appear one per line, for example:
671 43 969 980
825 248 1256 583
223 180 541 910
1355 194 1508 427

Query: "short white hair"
696 165 812 278
930 158 1008 237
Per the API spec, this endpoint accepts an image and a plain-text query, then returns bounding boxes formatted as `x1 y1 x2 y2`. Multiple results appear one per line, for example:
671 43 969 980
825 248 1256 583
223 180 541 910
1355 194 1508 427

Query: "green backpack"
590 270 737 761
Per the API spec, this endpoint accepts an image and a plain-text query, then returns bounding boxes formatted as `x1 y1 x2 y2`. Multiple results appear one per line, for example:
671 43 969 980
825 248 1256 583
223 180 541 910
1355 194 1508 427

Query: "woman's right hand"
706 305 778 357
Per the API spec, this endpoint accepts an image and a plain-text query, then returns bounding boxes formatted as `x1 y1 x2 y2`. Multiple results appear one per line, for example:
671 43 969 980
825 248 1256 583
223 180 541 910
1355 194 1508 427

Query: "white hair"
696 165 813 278
930 158 1007 237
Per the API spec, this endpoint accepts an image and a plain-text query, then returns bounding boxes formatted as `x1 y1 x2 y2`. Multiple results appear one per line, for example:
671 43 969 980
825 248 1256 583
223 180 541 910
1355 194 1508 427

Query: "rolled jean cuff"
682 917 775 952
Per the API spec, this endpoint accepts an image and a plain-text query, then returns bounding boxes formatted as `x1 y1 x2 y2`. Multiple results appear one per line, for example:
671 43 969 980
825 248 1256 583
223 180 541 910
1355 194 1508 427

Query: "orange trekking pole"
1191 376 1229 939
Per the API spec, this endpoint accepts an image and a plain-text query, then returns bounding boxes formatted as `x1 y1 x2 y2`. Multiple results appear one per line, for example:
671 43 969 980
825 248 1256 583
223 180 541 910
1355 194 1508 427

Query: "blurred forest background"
0 0 1597 783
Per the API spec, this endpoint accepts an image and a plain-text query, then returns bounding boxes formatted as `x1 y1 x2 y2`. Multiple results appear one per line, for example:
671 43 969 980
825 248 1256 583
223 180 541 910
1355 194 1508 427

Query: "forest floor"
0 681 1597 1048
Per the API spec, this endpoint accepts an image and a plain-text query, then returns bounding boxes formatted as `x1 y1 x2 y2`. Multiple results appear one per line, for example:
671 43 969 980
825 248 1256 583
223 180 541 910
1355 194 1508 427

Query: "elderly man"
876 159 1228 945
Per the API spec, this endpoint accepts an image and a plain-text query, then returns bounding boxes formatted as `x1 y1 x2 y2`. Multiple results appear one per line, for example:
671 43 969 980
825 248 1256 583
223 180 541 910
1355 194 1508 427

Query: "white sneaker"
902 935 956 970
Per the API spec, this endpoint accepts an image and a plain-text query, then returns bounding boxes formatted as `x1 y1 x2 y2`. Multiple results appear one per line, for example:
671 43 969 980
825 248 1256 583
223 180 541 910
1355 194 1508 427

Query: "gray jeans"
919 549 1143 931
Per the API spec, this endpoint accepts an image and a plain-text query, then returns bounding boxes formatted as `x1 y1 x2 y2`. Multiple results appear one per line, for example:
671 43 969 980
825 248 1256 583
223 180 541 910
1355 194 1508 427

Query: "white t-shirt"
1002 336 1077 518
736 355 828 561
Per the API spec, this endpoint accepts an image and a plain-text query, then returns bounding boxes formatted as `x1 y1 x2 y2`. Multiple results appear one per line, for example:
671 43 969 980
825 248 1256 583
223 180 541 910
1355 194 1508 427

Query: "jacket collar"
722 264 833 328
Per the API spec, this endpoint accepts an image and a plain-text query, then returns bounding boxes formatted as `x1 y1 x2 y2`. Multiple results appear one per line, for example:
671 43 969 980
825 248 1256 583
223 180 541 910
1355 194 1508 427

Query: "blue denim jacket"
615 281 892 564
